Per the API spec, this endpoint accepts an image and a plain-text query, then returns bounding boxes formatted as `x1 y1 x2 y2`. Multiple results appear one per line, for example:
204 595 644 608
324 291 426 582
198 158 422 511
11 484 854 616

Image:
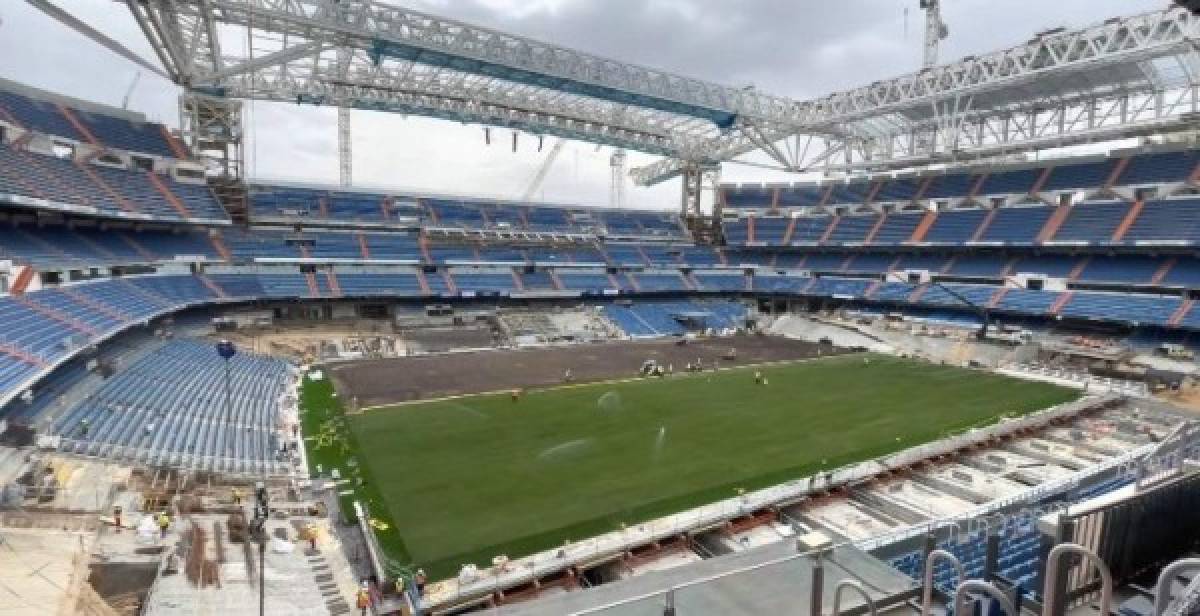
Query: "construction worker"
112 505 122 531
157 511 171 539
415 569 427 597
231 487 243 506
356 582 371 615
79 419 89 438
305 522 319 552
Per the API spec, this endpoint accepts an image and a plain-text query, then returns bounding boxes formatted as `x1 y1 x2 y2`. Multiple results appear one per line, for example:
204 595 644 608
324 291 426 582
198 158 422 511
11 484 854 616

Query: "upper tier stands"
248 185 688 238
723 198 1200 248
0 143 227 222
721 148 1200 210
0 86 180 158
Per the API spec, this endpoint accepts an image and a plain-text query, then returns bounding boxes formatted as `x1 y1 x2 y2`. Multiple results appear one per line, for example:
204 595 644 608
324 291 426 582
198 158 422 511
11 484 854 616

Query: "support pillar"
680 162 722 243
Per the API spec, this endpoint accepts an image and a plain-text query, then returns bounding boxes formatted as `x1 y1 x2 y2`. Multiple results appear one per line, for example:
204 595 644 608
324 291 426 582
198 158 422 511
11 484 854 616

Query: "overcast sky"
0 0 1170 209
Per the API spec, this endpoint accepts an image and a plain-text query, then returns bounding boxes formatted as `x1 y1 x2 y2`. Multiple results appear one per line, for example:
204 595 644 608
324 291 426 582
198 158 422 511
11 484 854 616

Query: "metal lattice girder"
178 0 800 126
115 0 766 159
634 7 1200 183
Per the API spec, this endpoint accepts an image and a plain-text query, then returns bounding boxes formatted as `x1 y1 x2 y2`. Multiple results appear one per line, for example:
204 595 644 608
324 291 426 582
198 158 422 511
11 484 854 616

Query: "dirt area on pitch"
328 335 853 408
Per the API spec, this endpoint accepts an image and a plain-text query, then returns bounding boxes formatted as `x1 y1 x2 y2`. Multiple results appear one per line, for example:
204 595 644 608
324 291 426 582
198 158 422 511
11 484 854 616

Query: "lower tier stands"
50 339 294 475
603 300 748 337
1 268 1198 403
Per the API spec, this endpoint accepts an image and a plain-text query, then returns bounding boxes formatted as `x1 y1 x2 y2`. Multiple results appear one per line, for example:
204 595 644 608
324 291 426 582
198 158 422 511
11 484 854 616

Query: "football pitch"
301 353 1078 580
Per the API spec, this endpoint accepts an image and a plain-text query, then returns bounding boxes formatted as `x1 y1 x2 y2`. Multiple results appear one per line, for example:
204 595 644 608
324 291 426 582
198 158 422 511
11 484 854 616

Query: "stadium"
3 1 1200 615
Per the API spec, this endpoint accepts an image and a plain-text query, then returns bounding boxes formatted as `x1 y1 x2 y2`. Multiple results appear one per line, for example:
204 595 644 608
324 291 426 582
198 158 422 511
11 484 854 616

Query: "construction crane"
337 46 353 187
338 107 352 187
521 139 565 201
120 71 141 110
920 0 949 67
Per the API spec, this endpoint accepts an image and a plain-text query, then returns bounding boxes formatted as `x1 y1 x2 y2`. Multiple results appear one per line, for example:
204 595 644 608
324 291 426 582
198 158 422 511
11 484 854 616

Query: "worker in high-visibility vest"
157 512 171 539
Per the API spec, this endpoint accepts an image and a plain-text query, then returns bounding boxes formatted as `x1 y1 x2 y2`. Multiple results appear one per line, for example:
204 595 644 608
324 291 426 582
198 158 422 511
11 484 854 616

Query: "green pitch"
301 354 1077 580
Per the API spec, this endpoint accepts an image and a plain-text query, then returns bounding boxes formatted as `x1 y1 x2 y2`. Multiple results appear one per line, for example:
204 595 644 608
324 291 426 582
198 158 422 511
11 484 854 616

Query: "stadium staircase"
781 217 798 245
356 233 371 259
1068 257 1091 282
864 214 888 245
967 173 989 201
909 211 938 243
1170 300 1195 327
1105 156 1133 195
303 272 320 297
144 171 193 219
208 233 233 261
1029 166 1054 200
159 125 190 159
440 270 458 294
380 195 394 221
117 234 163 262
865 180 885 204
1036 204 1072 243
324 270 342 297
819 216 841 244
1049 292 1074 315
987 287 1009 309
969 208 999 242
1152 258 1177 286
418 234 434 262
208 177 250 224
116 278 173 309
415 270 431 294
0 343 47 368
746 216 756 244
54 103 100 146
15 296 97 336
75 160 139 215
60 287 131 322
1111 200 1145 242
510 270 526 292
8 266 36 296
909 176 932 202
197 274 229 300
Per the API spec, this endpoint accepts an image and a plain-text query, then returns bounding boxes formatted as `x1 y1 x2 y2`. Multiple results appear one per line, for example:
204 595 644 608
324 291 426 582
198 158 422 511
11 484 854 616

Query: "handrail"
832 579 878 616
1153 558 1200 616
923 549 965 616
954 580 1016 616
1042 543 1113 616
